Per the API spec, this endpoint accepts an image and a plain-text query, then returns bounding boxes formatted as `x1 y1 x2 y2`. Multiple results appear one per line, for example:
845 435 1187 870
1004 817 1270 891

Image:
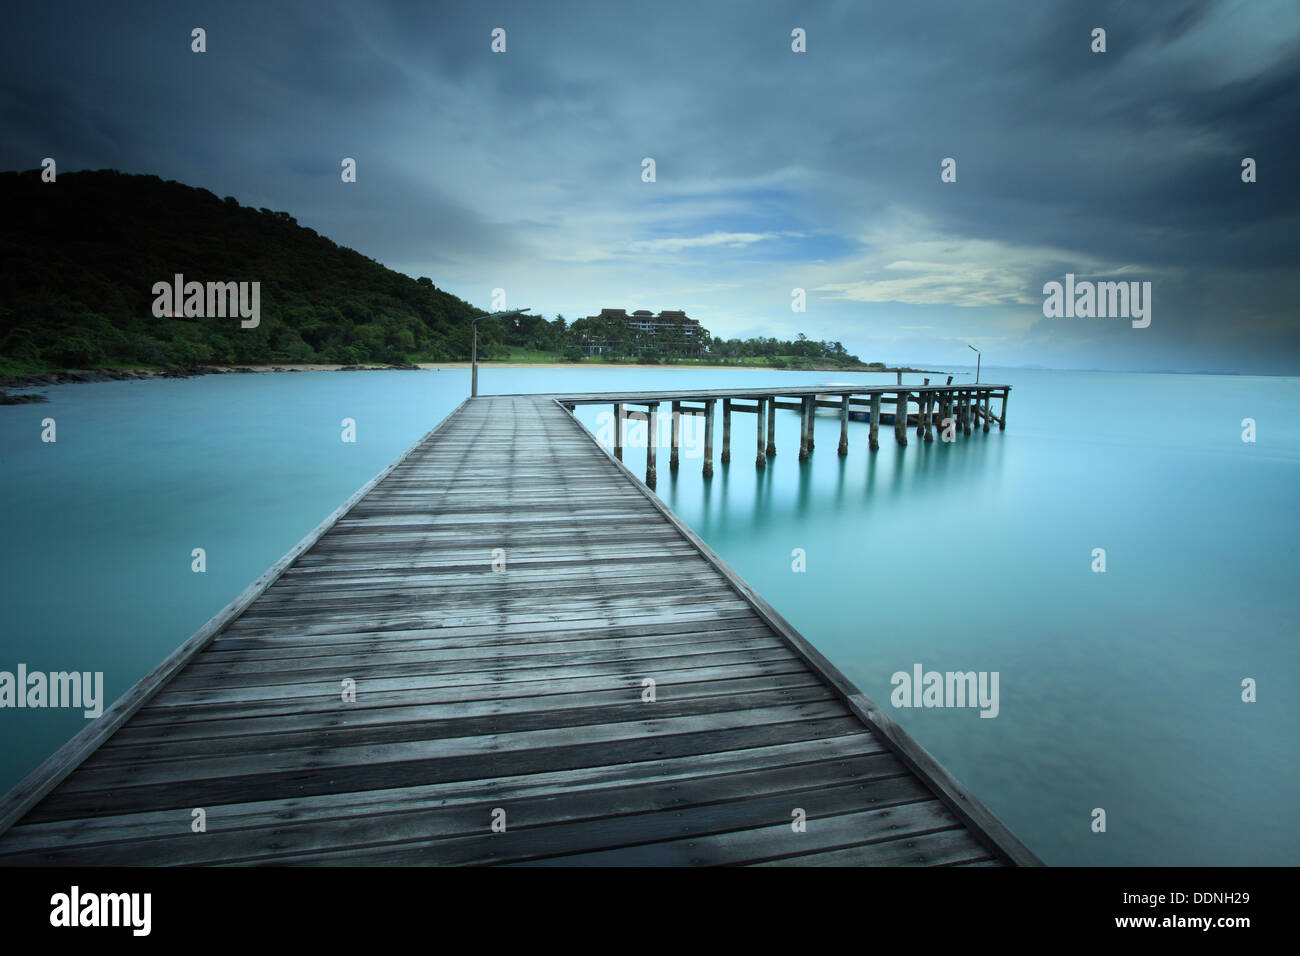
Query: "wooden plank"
6 734 887 863
512 797 963 867
105 672 829 749
25 716 870 824
227 774 940 866
540 385 1013 405
750 825 991 867
0 733 878 856
5 752 910 867
125 660 819 725
82 686 841 770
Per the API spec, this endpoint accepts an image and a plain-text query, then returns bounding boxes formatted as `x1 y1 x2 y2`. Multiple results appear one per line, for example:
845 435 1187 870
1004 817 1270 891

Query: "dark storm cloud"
1 0 1296 371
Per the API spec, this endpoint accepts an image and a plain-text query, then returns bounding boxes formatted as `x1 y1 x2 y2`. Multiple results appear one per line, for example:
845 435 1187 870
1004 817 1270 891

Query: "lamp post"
471 308 530 397
967 344 980 384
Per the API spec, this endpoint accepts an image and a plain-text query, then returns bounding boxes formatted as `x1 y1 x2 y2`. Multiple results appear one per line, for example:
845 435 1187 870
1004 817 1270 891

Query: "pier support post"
721 398 732 465
645 403 658 488
961 391 972 436
838 394 849 455
869 393 881 451
981 391 991 433
614 403 624 461
999 389 1009 430
917 380 929 437
670 400 681 470
755 397 767 469
895 392 908 446
807 396 815 452
766 397 777 457
703 399 715 478
798 397 810 461
924 392 935 442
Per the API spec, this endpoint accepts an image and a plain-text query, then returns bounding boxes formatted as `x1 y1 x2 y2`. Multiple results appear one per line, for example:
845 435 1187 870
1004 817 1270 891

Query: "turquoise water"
1 366 1296 865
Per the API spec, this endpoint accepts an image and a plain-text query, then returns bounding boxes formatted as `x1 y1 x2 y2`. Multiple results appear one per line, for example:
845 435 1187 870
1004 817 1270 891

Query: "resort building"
583 308 706 356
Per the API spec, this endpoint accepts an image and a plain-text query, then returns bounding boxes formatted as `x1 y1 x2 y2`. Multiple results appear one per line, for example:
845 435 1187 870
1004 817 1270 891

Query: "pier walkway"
0 392 1037 866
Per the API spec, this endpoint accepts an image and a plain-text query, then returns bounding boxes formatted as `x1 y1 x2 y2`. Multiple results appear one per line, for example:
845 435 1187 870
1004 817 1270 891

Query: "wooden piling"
798 397 810 461
540 385 1012 472
754 398 767 469
669 401 681 470
766 396 777 457
838 394 850 455
721 398 731 465
807 397 815 452
869 393 881 451
645 403 658 487
614 403 624 461
703 398 715 477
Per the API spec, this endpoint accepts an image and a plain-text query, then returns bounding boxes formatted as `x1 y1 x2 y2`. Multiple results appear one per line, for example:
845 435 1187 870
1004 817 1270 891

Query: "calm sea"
1 365 1296 865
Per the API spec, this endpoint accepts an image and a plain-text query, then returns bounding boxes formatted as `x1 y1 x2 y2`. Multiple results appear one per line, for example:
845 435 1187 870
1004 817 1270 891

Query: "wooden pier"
0 390 1035 866
559 382 1010 487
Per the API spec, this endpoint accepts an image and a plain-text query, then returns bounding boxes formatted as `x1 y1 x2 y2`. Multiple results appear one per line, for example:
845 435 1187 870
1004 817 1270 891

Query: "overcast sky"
3 0 1297 372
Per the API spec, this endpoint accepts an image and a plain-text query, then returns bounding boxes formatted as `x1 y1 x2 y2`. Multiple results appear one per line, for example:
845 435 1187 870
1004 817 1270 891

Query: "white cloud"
624 231 783 253
803 208 1171 311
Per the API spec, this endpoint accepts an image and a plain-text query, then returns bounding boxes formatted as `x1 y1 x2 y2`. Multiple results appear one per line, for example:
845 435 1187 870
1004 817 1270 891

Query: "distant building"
584 308 704 355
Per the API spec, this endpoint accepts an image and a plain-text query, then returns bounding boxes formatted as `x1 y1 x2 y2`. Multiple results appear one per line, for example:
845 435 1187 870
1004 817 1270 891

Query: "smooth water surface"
1 365 1296 865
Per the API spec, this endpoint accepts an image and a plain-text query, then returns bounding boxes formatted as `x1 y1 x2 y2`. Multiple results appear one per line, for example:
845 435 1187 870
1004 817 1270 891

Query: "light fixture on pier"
472 308 531 397
967 344 981 384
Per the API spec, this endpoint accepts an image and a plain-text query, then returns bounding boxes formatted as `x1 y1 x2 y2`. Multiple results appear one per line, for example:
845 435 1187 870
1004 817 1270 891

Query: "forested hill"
0 169 486 370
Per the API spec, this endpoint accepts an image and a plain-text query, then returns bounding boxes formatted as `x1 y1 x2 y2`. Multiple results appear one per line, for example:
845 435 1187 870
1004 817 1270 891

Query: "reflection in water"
573 370 1300 867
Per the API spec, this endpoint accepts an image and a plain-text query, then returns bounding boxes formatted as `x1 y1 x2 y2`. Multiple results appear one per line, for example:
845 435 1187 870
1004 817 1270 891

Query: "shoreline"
2 361 942 401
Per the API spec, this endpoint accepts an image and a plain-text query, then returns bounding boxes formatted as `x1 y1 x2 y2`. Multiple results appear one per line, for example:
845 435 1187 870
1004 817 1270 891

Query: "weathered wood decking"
0 395 1038 866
